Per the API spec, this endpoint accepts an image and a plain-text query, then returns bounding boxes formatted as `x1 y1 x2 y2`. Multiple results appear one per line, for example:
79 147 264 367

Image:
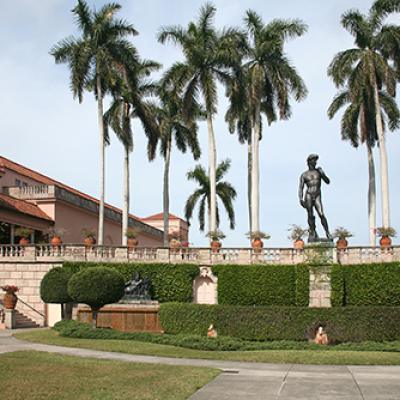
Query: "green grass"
15 329 400 365
0 351 218 400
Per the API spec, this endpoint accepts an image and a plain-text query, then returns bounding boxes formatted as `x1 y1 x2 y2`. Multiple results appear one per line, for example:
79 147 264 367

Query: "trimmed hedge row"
212 264 309 306
331 262 400 306
63 262 309 306
160 303 400 342
63 262 198 303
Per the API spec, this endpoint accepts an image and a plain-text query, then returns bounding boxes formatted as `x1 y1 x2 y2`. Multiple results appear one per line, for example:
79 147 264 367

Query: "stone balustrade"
0 244 399 265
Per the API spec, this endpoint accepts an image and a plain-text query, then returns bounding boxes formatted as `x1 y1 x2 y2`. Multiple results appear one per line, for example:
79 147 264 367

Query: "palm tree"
50 0 137 245
158 3 246 236
328 85 399 246
149 84 202 247
104 60 160 245
185 160 236 232
328 0 400 229
225 67 253 235
227 11 307 236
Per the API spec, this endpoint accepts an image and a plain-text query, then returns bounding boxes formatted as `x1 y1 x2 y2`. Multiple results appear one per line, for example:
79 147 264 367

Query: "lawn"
15 329 400 365
0 351 218 400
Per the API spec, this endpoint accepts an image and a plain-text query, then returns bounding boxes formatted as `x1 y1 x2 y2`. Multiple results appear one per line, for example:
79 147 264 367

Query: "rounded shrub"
40 267 74 320
68 267 125 327
40 267 73 304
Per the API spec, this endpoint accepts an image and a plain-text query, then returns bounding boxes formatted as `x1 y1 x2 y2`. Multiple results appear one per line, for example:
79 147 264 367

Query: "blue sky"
1 0 399 247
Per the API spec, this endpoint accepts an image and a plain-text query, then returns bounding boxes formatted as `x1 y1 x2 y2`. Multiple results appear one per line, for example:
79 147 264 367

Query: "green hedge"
295 264 310 306
212 264 309 306
331 265 345 307
160 303 400 342
63 262 198 303
331 262 400 306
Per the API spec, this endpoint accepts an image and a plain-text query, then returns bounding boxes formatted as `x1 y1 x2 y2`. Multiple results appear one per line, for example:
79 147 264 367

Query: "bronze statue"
122 272 151 301
299 154 332 242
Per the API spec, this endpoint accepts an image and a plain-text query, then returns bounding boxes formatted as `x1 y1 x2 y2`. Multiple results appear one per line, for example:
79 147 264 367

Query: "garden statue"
122 272 151 301
299 154 332 242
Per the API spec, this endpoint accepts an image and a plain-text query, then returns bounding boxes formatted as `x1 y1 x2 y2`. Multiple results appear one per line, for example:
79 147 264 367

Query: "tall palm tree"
158 3 246 236
50 0 137 245
225 67 253 236
328 85 399 245
227 11 307 236
149 84 202 247
328 0 400 229
104 60 160 245
185 160 236 232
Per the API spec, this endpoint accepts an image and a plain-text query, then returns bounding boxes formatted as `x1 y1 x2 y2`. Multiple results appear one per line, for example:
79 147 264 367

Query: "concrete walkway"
1 330 400 399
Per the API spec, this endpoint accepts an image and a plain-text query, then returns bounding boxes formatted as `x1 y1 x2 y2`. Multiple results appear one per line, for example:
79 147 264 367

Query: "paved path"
1 330 400 399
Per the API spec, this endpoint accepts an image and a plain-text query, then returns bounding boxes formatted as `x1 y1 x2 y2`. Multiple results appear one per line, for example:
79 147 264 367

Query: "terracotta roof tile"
142 212 184 221
0 193 53 221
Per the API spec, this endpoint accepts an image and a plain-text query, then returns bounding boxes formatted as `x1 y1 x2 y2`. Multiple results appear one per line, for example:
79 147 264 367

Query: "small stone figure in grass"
314 326 329 345
207 324 217 338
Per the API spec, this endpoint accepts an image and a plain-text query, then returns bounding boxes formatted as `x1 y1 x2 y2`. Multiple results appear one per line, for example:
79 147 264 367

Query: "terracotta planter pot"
50 236 62 247
127 238 139 250
336 238 348 250
380 235 392 248
84 237 96 248
252 238 264 254
19 237 30 246
3 293 18 309
210 240 221 253
294 239 304 250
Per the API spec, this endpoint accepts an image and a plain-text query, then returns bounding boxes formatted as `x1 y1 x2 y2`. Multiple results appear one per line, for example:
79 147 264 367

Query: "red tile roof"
0 156 142 222
0 193 53 222
142 212 185 221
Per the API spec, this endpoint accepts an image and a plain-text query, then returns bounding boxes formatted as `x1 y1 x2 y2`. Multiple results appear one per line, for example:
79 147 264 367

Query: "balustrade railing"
0 244 399 265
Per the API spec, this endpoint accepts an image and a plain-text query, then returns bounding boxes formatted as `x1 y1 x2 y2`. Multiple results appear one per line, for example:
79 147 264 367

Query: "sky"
1 0 399 247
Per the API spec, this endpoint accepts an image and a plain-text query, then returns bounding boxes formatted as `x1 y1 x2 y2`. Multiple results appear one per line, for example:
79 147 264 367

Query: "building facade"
0 156 188 246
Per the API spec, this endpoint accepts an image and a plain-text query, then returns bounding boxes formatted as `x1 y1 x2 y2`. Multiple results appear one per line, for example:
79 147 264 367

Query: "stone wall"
0 262 61 326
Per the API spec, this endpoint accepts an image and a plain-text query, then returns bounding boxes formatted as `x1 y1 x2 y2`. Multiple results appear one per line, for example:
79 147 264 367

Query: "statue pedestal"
304 241 335 264
304 242 334 308
77 302 163 333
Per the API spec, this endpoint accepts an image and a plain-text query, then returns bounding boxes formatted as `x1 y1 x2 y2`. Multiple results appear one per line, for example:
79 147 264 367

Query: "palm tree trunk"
122 146 129 246
372 80 390 228
97 75 105 246
163 139 172 247
207 114 217 233
251 103 261 233
247 136 252 240
367 143 376 246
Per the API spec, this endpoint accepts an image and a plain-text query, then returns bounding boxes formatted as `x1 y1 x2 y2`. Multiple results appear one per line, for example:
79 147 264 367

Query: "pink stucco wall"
143 218 189 242
52 201 163 247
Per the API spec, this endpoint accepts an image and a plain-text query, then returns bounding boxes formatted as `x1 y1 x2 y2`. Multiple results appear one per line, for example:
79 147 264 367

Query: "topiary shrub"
68 267 125 327
40 267 74 319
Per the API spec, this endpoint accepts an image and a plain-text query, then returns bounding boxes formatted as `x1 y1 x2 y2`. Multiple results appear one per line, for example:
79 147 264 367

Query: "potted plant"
82 228 96 248
1 285 19 309
376 227 396 248
168 231 181 252
247 231 270 253
288 225 308 250
206 230 226 253
15 227 32 246
47 227 66 247
126 228 139 250
332 227 353 250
